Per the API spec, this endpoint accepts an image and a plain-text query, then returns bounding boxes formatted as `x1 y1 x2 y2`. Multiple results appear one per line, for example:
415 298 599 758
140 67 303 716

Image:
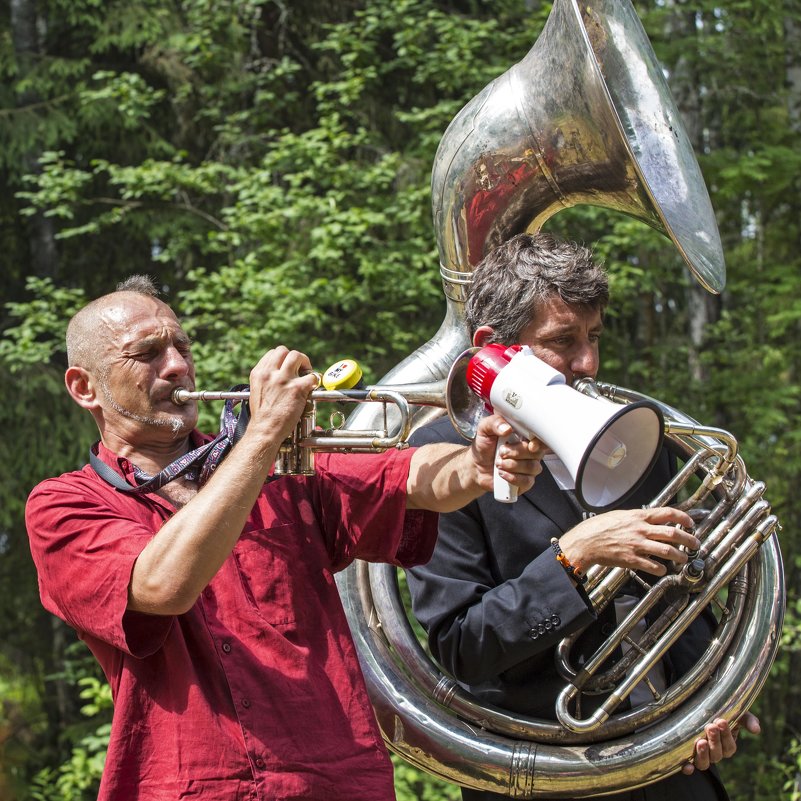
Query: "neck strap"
89 388 251 493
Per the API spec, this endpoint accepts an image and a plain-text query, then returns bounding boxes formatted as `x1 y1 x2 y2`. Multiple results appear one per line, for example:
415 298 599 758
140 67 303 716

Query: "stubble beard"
98 373 191 436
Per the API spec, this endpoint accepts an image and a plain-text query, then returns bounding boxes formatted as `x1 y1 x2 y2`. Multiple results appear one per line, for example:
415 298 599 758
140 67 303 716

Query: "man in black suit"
407 232 759 801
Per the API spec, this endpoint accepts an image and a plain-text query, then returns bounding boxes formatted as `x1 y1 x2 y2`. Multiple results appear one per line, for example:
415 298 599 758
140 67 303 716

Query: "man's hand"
558 507 699 576
682 713 761 774
406 415 544 512
246 346 319 444
470 415 545 494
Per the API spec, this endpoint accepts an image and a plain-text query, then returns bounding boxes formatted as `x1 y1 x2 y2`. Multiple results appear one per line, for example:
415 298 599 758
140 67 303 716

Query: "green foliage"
28 723 110 801
779 737 801 801
0 654 50 800
0 277 85 369
0 282 99 799
28 647 112 801
1 0 800 797
391 753 461 801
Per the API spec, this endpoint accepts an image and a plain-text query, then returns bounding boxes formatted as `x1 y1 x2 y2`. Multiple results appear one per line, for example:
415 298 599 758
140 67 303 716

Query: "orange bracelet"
550 538 587 584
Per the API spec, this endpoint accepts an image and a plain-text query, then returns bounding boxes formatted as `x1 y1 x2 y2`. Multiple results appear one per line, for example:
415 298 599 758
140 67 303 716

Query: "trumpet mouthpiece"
172 389 192 405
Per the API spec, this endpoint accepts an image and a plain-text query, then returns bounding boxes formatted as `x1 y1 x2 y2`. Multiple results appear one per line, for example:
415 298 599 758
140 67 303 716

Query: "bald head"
64 284 196 439
66 278 172 373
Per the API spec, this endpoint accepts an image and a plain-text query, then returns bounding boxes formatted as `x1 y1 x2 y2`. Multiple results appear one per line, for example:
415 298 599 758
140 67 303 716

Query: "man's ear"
472 326 496 347
65 366 100 410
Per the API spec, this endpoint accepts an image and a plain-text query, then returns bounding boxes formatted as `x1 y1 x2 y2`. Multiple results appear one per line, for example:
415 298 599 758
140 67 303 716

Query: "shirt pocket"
233 525 310 627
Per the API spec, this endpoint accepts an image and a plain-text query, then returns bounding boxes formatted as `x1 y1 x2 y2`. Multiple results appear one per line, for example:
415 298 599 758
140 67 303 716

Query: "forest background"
0 0 799 799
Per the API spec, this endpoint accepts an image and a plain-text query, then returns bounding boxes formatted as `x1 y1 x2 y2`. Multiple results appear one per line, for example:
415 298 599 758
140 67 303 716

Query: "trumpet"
170 351 484 476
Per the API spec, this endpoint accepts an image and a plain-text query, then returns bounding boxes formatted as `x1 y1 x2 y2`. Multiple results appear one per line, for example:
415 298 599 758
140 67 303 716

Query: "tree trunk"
10 0 60 279
661 3 722 389
778 0 801 755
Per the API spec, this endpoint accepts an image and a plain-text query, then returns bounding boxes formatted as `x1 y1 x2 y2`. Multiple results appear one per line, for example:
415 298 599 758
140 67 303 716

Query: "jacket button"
528 629 539 640
551 614 560 626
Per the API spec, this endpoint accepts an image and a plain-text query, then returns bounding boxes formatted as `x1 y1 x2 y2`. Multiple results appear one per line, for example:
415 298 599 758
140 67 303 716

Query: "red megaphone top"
465 343 523 401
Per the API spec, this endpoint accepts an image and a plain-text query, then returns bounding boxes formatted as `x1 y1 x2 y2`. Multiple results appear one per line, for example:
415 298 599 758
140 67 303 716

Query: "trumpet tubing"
172 347 486 471
171 383 450 409
172 364 486 474
173 386 425 459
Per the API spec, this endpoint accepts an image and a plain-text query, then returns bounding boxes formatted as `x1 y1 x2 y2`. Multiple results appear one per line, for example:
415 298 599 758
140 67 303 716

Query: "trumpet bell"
445 347 486 440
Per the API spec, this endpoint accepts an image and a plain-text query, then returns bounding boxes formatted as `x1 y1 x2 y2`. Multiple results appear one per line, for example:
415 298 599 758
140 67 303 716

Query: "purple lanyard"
89 390 250 493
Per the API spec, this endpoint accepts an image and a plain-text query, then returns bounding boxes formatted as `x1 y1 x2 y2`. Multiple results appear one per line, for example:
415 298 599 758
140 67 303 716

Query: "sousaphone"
337 0 784 796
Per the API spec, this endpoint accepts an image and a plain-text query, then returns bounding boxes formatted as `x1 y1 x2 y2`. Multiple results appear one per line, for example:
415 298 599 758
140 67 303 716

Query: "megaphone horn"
466 344 664 511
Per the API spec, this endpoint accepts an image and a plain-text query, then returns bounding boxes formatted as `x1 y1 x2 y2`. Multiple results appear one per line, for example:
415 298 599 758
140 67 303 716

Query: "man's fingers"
627 556 669 577
649 525 701 552
275 348 314 377
693 737 711 771
738 712 762 736
497 440 543 462
688 717 757 773
711 719 738 759
706 722 723 763
701 720 738 764
495 457 542 476
644 506 695 529
495 446 543 492
476 414 511 438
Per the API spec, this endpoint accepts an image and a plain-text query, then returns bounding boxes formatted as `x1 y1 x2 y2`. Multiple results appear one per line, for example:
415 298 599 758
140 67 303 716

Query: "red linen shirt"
26 435 438 801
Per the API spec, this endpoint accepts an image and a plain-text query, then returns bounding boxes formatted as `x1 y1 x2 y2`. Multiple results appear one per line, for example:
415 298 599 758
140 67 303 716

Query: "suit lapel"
519 465 582 532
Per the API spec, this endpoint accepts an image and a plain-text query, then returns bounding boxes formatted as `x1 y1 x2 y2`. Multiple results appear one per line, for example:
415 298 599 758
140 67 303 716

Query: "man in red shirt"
25 276 543 801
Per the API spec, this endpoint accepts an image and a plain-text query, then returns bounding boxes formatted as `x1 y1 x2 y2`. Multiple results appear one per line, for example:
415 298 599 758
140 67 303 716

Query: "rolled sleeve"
315 449 439 570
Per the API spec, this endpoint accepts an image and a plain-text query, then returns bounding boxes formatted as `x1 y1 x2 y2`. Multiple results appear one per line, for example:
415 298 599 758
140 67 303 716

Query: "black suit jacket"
407 416 727 800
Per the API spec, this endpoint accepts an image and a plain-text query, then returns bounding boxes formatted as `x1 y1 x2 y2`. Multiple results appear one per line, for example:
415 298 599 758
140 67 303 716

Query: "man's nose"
571 344 598 379
161 346 192 378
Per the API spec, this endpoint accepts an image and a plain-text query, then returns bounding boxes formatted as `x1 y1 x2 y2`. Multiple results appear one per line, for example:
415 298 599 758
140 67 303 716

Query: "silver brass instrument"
171 349 483 476
335 0 785 796
173 385 427 476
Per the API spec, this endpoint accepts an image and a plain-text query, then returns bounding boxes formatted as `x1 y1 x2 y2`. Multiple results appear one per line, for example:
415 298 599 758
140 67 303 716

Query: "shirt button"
221 642 232 654
242 698 251 708
255 758 266 769
204 588 212 599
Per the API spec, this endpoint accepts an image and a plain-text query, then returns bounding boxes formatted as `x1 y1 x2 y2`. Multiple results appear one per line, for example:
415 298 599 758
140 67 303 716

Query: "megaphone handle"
493 433 519 504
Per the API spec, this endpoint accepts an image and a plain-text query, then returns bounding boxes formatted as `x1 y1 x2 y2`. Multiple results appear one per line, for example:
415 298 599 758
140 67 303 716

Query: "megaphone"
466 344 664 511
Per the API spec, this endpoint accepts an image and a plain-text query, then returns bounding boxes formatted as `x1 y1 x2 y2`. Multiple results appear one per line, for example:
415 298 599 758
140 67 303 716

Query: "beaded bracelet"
550 537 587 585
